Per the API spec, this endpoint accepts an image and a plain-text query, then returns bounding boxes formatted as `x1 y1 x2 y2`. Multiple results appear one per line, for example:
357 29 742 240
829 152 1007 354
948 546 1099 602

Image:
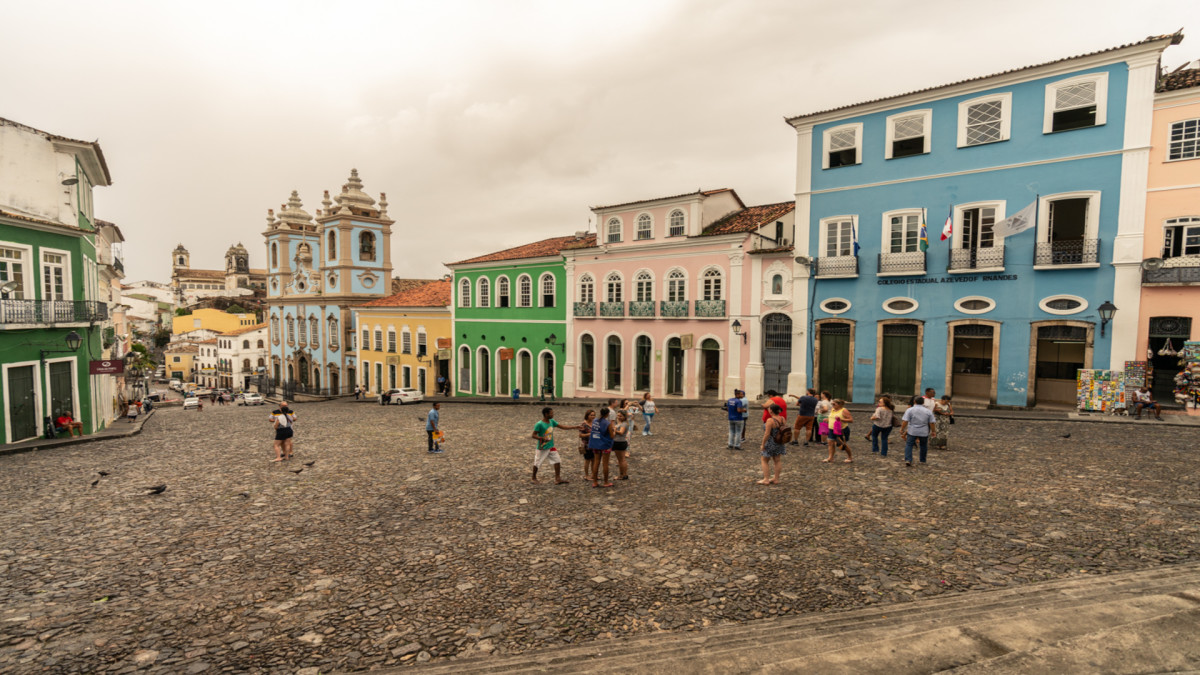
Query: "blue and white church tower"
263 169 393 393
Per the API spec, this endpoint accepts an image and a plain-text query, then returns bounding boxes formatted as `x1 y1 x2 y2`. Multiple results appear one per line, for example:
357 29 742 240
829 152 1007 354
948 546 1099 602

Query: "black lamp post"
1098 300 1118 338
731 319 746 344
544 332 563 348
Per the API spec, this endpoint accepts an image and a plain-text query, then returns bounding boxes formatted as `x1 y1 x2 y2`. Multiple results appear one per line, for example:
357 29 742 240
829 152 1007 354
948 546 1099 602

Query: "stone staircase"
385 562 1200 674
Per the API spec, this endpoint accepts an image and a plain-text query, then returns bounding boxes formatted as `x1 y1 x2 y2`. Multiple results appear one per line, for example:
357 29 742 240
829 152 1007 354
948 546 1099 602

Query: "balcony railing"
815 255 858 277
878 250 926 275
660 300 689 318
599 301 625 317
948 245 1005 272
694 299 726 318
0 299 108 325
573 301 596 317
629 301 656 318
1143 257 1200 284
113 258 124 274
1035 239 1099 266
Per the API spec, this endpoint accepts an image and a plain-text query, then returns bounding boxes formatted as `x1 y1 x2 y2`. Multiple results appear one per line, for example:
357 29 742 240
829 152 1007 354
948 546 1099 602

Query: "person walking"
354 385 361 401
824 399 853 463
640 393 656 436
814 391 832 444
578 410 597 481
922 389 938 412
789 389 818 445
726 389 748 450
758 403 787 485
271 401 296 462
868 396 895 456
930 395 954 450
531 407 568 484
588 407 616 488
899 396 936 467
426 402 442 453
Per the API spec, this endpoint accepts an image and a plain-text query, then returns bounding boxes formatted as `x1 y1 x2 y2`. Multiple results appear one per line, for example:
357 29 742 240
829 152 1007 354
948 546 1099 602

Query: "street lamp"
544 332 563 348
1098 300 1118 338
731 319 747 344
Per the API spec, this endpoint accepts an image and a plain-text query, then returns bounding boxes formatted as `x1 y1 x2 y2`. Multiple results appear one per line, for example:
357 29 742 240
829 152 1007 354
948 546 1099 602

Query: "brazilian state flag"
918 221 929 252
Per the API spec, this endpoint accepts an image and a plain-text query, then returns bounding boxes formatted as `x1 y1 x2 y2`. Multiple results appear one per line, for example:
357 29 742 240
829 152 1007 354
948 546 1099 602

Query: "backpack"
772 419 793 444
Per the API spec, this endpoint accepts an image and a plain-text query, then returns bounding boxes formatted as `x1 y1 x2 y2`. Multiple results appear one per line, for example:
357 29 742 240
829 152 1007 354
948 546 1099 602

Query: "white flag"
992 201 1037 239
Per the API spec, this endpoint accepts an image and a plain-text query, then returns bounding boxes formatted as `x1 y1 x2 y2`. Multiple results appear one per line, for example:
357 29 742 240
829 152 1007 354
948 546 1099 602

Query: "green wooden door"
818 323 850 399
881 325 919 397
7 365 38 441
48 361 74 420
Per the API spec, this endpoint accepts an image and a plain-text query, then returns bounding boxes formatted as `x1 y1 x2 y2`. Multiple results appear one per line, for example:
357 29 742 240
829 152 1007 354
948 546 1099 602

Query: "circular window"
362 276 376 288
954 296 996 315
820 298 851 314
1039 295 1088 315
297 280 307 292
883 297 918 314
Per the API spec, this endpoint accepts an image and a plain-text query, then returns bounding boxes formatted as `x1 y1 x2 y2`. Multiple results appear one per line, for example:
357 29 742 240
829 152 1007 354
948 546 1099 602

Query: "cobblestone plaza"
1 401 1198 673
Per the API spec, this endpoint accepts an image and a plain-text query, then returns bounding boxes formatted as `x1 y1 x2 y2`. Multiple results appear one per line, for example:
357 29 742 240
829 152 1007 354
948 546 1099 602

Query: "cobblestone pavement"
1 400 1198 673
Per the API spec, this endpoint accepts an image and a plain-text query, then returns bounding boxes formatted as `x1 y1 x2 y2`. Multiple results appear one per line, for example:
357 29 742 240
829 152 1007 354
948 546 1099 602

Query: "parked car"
379 388 424 405
182 395 201 410
237 392 265 406
169 379 182 391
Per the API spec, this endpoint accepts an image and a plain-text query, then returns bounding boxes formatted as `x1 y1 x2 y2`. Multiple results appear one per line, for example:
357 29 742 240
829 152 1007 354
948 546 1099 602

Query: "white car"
237 392 265 406
182 395 201 410
379 388 424 405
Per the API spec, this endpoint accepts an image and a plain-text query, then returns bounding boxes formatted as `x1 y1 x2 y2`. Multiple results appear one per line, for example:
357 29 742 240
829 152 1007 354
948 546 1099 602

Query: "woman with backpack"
758 403 788 485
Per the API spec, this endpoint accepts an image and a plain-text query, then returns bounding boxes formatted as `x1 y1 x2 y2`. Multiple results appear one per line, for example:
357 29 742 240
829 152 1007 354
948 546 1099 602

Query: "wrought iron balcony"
573 301 596 317
599 301 625 317
815 255 858 277
629 301 656 318
0 299 108 325
877 250 926 275
1035 239 1099 266
694 299 726 318
659 300 689 318
1143 257 1200 285
948 245 1005 272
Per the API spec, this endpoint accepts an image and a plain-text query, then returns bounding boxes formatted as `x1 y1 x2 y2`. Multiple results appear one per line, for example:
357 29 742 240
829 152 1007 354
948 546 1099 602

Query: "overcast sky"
3 0 1198 283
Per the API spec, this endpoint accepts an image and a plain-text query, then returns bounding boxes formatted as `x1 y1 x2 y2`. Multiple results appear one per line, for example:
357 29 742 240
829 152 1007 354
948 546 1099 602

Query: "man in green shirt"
531 407 568 484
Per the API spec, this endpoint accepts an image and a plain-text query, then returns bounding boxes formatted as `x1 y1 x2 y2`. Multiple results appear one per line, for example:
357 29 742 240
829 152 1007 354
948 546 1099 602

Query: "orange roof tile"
701 202 796 236
449 234 597 266
361 279 453 308
220 323 267 337
1160 63 1200 92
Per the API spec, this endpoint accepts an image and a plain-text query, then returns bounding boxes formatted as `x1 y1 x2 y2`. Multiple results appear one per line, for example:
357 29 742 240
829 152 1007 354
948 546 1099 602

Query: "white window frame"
1043 72 1108 134
1168 118 1200 162
40 247 72 302
578 273 594 303
954 296 996 315
459 278 470 308
496 275 510 307
700 267 723 301
1035 191 1101 265
604 272 623 303
387 328 397 353
539 272 556 308
0 242 34 301
477 277 490 308
1039 295 1088 315
634 270 654 302
957 92 1013 148
882 297 919 315
401 328 412 354
884 109 932 159
606 217 622 243
821 122 863 169
819 216 857 258
1163 216 1200 258
881 209 923 254
665 268 686 302
635 213 653 240
517 274 532 307
819 298 852 314
668 209 686 237
952 201 1007 248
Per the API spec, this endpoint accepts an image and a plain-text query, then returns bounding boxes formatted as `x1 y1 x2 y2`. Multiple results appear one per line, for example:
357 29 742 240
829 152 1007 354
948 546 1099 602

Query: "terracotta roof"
701 202 796 236
0 116 113 185
592 188 743 211
391 277 440 294
0 208 82 233
786 32 1184 124
449 234 597 266
176 269 227 280
747 245 796 255
220 323 267 337
361 279 452 308
196 338 217 344
165 344 199 353
1159 63 1200 92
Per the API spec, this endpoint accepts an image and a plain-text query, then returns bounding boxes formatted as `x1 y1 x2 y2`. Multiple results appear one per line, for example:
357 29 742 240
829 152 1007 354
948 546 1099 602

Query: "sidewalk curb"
0 409 155 457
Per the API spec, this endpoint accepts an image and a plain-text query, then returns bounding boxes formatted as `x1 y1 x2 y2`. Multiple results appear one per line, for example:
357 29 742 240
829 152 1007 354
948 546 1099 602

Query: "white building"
196 338 218 388
217 323 267 390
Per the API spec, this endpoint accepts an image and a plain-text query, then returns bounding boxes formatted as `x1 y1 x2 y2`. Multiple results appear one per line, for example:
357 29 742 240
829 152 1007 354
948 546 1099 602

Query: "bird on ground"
142 485 167 495
303 460 315 467
238 492 249 498
90 479 100 488
290 468 303 475
97 471 110 477
1061 434 1071 439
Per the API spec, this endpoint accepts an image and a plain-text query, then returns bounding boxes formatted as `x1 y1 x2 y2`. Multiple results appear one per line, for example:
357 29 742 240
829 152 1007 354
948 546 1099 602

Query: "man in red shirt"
761 390 788 424
56 412 83 437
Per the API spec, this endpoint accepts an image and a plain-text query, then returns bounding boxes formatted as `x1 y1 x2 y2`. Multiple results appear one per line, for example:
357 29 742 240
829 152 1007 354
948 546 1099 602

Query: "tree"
226 304 246 314
175 307 192 316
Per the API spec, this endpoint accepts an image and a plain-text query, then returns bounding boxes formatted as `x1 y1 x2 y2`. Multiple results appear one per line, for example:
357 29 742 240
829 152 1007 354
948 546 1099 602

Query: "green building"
0 117 113 443
447 234 594 398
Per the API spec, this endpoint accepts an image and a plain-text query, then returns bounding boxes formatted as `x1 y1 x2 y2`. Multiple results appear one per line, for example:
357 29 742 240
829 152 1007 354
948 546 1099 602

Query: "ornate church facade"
263 169 393 393
170 242 267 297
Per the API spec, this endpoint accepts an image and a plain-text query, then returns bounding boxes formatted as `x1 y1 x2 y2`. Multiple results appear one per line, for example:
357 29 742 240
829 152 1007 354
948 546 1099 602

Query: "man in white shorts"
531 407 568 484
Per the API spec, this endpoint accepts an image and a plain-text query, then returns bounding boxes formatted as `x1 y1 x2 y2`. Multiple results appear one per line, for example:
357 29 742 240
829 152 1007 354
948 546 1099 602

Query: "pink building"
1137 62 1200 402
563 189 794 400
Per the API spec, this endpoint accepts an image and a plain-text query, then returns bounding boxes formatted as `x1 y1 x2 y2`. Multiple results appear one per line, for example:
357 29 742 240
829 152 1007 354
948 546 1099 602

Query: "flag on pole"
852 219 860 256
918 221 929 252
940 211 953 241
992 200 1038 239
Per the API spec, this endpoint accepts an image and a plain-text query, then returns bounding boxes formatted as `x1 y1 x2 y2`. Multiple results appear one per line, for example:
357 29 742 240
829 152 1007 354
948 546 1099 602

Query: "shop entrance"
6 365 37 442
519 351 532 395
700 339 721 397
1148 316 1192 402
762 314 792 395
880 323 919 397
950 324 995 403
541 352 555 397
48 361 74 420
818 322 850 399
1034 325 1087 405
666 338 683 395
498 357 510 395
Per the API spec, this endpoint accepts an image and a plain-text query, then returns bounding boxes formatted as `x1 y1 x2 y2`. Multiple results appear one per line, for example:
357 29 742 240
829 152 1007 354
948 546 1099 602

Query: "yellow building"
163 343 199 382
172 307 258 336
354 280 452 396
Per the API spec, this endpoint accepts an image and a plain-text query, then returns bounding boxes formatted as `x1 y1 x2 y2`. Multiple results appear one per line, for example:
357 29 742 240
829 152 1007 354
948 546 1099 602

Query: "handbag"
891 414 903 428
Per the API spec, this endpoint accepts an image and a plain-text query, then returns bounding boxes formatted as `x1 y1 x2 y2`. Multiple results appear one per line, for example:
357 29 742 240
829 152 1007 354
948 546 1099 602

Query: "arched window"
605 272 623 303
327 230 337 260
359 231 376 261
286 317 295 344
271 316 280 344
635 335 652 390
667 269 686 301
497 276 510 307
270 243 278 268
635 271 653 302
478 277 490 308
242 339 250 349
579 334 595 388
540 273 555 307
458 345 471 391
702 268 724 300
606 335 622 390
387 328 396 352
327 317 338 349
578 274 594 303
668 210 685 237
257 357 265 367
606 218 622 243
298 316 308 344
257 339 265 348
309 317 319 347
459 279 471 307
636 214 652 240
477 347 491 394
242 358 251 371
518 274 532 307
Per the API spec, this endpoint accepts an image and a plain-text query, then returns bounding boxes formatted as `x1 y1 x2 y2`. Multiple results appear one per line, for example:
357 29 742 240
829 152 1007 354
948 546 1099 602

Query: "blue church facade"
787 34 1180 407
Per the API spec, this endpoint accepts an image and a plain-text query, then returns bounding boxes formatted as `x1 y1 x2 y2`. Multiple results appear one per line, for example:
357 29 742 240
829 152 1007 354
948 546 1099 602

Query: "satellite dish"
1142 257 1165 271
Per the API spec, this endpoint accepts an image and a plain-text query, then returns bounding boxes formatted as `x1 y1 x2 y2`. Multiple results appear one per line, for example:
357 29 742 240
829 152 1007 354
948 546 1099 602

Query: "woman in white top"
640 392 657 436
867 396 895 457
271 401 297 461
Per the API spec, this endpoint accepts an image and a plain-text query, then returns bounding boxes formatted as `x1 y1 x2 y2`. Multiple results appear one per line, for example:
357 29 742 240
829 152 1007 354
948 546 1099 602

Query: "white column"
790 126 814 393
745 252 765 397
726 250 745 398
562 259 577 397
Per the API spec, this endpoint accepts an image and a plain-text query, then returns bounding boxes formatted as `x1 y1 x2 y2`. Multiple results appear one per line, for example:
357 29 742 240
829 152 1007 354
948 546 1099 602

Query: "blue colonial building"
787 34 1181 407
263 170 393 394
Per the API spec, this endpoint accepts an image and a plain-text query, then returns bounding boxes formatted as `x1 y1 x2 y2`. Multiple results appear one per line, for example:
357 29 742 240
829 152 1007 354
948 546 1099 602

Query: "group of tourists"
524 394 657 488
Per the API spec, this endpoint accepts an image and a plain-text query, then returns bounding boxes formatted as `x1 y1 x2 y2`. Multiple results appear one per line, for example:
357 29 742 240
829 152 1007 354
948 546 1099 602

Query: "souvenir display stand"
1123 361 1151 412
1177 341 1200 414
1076 369 1124 412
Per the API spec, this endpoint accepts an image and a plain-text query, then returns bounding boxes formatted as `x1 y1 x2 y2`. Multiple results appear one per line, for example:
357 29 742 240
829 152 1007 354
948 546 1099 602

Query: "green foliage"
174 307 192 316
226 304 246 314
